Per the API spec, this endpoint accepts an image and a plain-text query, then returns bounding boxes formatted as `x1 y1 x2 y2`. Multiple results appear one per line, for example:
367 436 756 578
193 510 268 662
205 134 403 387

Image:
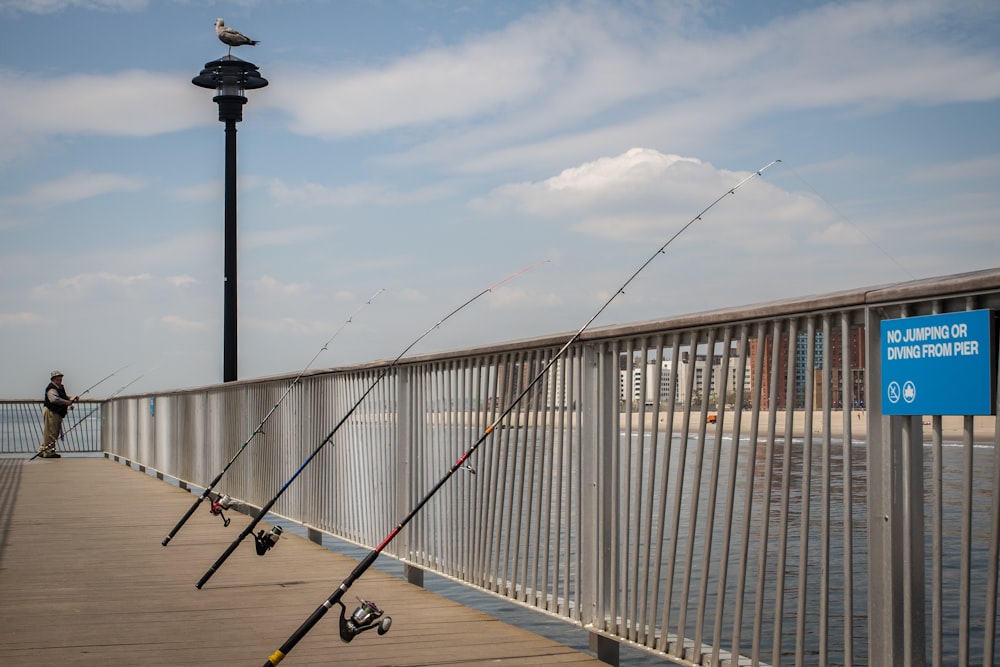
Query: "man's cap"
50 370 63 378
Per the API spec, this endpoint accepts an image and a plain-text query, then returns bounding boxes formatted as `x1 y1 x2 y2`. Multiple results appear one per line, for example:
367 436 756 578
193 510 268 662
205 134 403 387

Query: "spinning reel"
208 493 232 527
336 597 392 643
254 525 283 555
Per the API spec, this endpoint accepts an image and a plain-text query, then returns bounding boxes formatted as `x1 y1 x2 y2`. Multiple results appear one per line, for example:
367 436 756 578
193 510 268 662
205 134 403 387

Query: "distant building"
619 358 674 406
503 325 866 414
748 325 865 410
619 344 746 408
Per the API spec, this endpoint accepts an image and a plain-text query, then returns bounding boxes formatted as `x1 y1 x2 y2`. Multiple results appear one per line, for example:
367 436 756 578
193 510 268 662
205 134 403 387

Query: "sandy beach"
639 411 996 442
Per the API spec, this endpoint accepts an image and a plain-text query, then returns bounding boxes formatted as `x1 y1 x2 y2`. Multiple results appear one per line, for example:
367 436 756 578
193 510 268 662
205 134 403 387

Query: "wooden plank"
0 457 604 666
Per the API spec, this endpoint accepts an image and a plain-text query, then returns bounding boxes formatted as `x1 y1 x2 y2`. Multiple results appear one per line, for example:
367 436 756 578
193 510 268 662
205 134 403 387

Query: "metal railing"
0 400 103 455
92 268 1000 666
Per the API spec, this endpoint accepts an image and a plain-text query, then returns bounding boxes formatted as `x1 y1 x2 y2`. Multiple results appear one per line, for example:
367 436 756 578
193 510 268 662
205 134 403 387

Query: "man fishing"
38 370 78 459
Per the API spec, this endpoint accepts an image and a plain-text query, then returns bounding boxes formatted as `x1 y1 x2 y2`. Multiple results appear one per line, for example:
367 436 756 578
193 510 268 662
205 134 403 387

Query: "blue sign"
881 310 995 415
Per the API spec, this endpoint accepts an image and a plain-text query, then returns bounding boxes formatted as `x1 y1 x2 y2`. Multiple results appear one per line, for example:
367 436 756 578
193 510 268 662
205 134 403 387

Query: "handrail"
30 267 1000 666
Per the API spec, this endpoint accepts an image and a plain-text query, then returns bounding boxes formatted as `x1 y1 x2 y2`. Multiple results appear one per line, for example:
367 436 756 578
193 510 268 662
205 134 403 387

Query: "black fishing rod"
29 364 138 461
260 160 781 665
62 372 147 436
195 261 547 589
75 362 134 399
161 289 385 546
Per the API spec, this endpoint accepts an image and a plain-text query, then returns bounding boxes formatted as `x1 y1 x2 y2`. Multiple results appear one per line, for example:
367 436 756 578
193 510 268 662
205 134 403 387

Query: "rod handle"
263 597 335 664
195 533 244 588
162 493 207 546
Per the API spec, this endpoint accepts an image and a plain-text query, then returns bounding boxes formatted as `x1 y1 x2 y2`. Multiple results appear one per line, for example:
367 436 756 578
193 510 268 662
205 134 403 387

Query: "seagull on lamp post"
215 18 259 56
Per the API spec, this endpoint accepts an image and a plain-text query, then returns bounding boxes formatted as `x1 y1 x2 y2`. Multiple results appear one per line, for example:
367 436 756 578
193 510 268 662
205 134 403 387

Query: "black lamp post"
192 55 268 383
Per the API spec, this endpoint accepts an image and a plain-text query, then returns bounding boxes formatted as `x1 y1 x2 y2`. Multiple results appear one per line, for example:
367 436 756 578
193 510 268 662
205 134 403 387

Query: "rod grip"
162 494 207 546
195 534 243 588
263 600 333 665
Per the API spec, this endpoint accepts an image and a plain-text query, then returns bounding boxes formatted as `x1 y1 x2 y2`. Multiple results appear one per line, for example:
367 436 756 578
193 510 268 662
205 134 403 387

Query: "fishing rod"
195 260 547 589
76 362 134 400
62 372 147 437
260 160 781 666
162 289 385 546
31 371 148 461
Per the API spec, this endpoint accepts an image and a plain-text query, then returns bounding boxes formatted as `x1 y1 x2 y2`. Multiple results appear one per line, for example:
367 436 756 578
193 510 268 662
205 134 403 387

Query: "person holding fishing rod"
38 370 79 459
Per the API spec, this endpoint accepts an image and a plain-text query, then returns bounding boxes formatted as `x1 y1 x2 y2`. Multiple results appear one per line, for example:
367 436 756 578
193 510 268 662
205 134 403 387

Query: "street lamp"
192 55 268 382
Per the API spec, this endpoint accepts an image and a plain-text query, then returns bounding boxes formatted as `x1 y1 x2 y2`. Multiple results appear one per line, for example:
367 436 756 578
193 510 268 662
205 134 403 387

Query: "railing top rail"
862 266 1000 303
0 399 103 406
104 267 1000 401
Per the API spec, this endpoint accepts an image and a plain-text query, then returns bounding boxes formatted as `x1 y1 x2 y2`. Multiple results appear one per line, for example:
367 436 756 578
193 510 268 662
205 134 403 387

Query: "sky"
1 0 998 399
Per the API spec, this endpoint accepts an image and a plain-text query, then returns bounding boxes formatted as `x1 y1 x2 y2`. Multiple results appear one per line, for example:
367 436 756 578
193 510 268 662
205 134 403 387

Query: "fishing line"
195 260 547 589
162 289 385 546
75 362 134 399
62 372 148 437
259 160 781 665
29 366 141 461
782 163 915 281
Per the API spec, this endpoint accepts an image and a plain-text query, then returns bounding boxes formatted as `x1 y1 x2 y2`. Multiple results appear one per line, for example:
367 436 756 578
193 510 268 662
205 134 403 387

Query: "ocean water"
0 402 102 454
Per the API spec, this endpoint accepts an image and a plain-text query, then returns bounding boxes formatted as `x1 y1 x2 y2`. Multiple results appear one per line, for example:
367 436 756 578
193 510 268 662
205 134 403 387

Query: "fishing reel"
208 493 232 527
336 597 392 643
254 525 283 555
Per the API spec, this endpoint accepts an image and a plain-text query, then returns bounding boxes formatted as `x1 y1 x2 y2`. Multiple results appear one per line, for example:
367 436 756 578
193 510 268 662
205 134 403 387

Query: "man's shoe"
49 453 61 458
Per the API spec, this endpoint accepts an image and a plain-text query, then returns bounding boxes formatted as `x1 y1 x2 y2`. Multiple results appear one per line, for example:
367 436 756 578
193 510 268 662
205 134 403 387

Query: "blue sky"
1 0 998 398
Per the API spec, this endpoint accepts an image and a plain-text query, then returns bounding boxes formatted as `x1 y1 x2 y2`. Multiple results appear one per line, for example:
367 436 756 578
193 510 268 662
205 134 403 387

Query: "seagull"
215 18 259 56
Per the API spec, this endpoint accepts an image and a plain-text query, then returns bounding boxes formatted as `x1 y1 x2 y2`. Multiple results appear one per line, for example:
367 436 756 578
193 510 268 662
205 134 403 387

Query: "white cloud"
1 0 147 14
475 148 832 247
0 71 187 137
167 181 221 203
0 312 48 326
8 170 146 209
264 178 455 208
241 316 326 336
263 1 1000 175
26 271 216 303
0 213 34 231
3 1 997 175
246 274 309 297
76 229 220 277
273 27 550 138
166 275 198 287
809 221 873 247
268 4 658 140
0 68 207 163
478 149 706 216
32 271 152 297
242 224 335 250
485 285 561 310
266 179 391 207
909 154 1000 183
159 314 213 333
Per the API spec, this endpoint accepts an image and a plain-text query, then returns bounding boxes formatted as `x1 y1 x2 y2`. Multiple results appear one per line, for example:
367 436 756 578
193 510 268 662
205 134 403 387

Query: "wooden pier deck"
0 456 605 666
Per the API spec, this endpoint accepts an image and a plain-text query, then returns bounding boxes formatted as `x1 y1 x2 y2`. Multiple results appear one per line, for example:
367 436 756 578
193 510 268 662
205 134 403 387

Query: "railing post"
865 306 926 667
394 363 428 587
397 366 413 564
581 342 620 665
